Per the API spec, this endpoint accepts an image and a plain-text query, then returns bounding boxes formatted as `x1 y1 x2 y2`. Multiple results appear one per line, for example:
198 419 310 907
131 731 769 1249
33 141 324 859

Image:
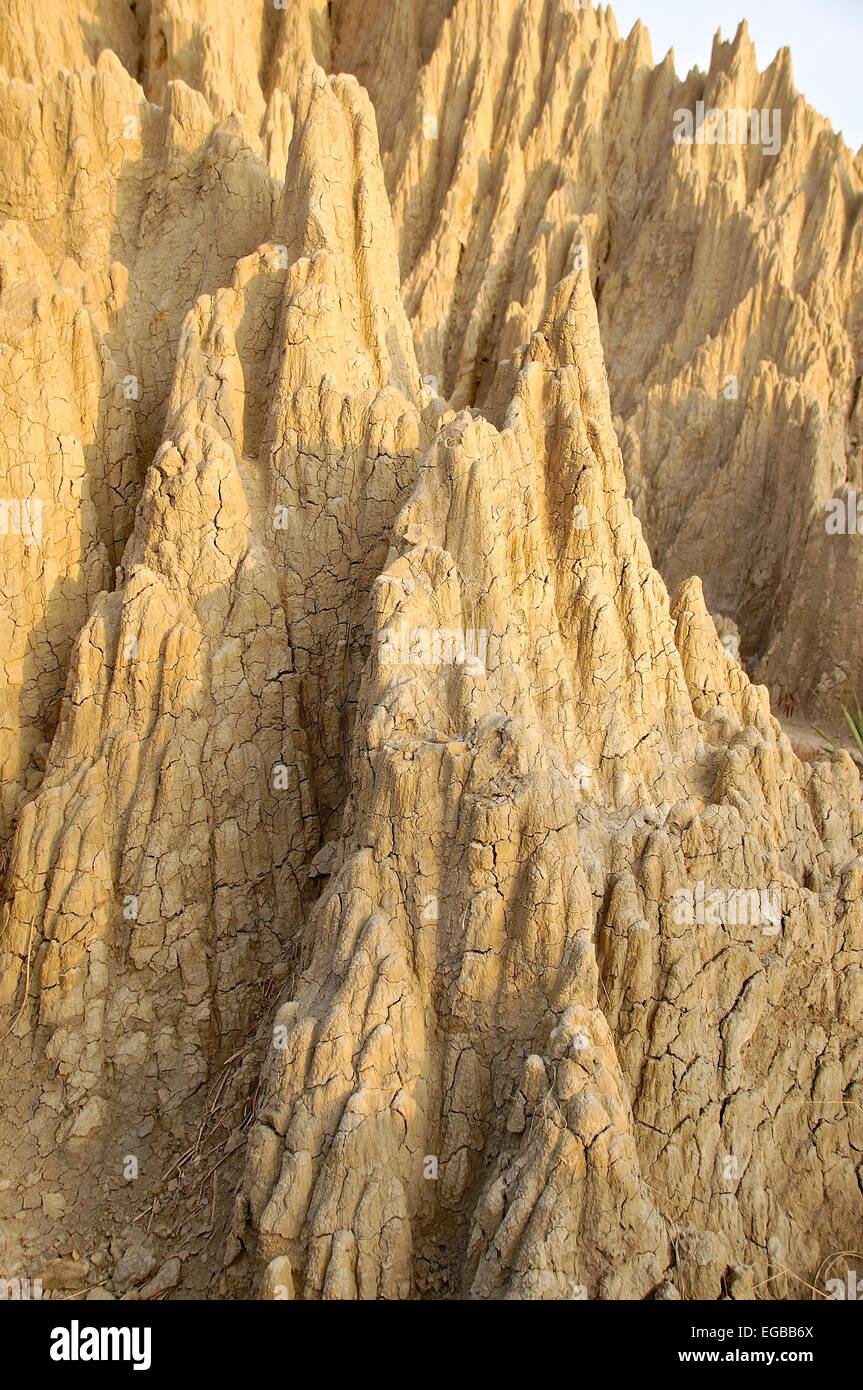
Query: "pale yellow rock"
2 2 859 738
0 53 276 838
0 60 427 1190
0 5 860 1307
231 271 861 1300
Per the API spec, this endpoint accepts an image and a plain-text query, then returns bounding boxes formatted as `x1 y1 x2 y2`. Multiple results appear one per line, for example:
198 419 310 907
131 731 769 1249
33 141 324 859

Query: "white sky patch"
607 0 863 151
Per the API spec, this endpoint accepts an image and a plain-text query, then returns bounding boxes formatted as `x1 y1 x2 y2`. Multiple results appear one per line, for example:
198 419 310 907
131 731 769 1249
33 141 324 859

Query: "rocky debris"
127 1256 183 1300
726 1264 757 1300
41 1255 91 1292
111 1241 158 1294
655 1281 681 1301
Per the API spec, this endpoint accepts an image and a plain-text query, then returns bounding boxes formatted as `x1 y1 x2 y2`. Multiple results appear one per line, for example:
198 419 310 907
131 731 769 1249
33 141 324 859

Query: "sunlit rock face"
0 1 860 1302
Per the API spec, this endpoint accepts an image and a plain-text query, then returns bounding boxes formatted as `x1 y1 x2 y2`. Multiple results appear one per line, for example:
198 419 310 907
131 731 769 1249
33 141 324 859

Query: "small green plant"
845 691 863 758
815 689 863 766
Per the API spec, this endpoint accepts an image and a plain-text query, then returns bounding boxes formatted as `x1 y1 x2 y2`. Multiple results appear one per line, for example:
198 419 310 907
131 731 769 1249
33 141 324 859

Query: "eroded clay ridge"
0 52 276 842
2 0 859 729
1 1 861 880
0 10 860 1302
231 267 862 1302
0 64 433 1283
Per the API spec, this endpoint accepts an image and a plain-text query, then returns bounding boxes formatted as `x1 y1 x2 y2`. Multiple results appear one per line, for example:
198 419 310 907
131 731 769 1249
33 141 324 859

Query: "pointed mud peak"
621 15 653 68
0 221 122 841
272 62 420 400
503 272 626 468
0 58 430 1270
0 55 277 866
762 42 796 106
261 0 332 174
235 258 861 1302
371 269 701 812
0 0 140 87
707 21 757 83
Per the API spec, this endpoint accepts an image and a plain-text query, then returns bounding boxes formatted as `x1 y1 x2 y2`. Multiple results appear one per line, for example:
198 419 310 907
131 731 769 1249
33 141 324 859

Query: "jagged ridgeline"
0 1 861 1301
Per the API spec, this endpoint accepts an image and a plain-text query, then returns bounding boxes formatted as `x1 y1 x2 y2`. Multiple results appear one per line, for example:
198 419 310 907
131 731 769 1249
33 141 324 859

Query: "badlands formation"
0 1 860 1302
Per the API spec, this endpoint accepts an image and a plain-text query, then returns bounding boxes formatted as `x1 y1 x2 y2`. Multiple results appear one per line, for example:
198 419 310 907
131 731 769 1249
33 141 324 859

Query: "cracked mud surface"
0 2 861 1302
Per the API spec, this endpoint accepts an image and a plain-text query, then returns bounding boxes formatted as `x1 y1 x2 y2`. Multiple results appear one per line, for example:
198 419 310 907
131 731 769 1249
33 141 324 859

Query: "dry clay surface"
4 0 859 719
1 0 861 852
0 2 861 1301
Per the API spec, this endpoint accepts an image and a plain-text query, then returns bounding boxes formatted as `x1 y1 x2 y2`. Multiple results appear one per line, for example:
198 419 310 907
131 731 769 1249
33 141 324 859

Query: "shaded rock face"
0 53 276 840
0 4 860 1303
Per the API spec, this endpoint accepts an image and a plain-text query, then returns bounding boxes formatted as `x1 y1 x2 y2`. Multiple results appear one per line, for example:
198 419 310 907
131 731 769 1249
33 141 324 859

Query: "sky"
606 0 863 151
